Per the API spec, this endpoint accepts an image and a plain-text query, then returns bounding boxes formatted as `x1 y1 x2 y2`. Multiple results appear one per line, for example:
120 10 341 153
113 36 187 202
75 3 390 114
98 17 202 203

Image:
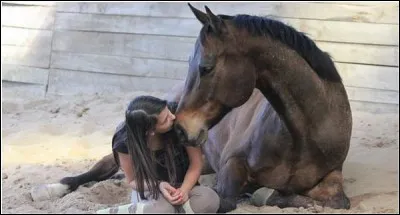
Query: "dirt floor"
1 90 399 214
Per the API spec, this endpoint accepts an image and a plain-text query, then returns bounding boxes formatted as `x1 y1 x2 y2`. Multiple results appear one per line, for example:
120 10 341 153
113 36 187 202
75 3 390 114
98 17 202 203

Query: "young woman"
97 95 220 213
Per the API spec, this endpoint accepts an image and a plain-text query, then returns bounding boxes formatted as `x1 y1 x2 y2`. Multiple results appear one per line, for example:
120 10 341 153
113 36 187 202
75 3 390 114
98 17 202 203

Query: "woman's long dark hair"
125 95 179 200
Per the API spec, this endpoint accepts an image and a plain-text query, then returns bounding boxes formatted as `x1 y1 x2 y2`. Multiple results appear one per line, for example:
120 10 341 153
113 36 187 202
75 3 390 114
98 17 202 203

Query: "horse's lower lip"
197 129 208 145
174 123 189 143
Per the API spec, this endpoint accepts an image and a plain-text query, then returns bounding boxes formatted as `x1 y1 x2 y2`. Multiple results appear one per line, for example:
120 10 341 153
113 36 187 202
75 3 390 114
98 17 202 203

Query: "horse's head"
174 4 257 147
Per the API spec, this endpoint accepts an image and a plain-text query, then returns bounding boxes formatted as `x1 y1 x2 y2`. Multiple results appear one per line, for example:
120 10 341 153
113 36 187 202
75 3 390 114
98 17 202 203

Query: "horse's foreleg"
201 154 215 175
215 157 249 213
30 153 119 201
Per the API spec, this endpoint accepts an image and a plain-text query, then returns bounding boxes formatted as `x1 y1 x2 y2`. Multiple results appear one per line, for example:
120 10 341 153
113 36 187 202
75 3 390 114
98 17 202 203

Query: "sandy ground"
1 90 399 214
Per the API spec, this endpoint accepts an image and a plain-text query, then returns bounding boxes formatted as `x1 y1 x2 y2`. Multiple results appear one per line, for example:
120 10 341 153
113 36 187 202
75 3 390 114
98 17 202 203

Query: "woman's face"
154 106 176 133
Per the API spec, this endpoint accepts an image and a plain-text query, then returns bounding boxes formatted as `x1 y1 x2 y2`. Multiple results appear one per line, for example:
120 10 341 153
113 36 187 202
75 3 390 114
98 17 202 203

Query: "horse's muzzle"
174 123 208 147
174 123 189 145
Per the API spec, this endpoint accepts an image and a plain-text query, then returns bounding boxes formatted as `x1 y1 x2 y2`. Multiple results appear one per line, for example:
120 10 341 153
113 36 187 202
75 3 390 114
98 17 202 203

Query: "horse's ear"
188 3 208 25
204 6 225 36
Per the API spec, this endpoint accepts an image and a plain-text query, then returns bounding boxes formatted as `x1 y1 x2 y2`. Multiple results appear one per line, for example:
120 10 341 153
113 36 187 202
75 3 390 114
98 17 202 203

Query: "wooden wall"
2 2 398 113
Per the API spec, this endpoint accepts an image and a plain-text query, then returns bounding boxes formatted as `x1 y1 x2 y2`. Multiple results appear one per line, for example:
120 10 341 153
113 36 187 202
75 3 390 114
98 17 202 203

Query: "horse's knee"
216 157 248 198
305 170 350 209
188 186 220 213
201 154 215 175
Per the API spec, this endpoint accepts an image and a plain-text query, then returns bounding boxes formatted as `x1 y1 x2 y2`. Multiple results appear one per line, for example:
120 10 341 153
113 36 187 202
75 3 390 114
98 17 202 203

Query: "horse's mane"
216 14 342 82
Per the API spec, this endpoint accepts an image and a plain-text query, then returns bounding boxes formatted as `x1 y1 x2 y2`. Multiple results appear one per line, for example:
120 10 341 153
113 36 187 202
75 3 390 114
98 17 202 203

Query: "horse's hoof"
250 187 274 207
216 197 237 213
30 183 70 201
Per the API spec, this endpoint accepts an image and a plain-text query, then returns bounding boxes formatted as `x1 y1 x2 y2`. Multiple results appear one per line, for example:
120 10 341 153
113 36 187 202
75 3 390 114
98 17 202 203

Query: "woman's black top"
111 121 190 186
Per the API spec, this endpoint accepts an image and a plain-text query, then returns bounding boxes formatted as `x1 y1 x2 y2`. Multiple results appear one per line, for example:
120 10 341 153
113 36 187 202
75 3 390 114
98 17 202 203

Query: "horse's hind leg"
214 157 249 213
30 153 119 201
60 153 120 191
304 169 350 209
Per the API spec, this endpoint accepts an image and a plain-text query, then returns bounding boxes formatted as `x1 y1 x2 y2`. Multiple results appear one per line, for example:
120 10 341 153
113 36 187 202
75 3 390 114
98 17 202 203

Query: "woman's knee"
131 191 175 213
188 186 220 213
141 199 176 213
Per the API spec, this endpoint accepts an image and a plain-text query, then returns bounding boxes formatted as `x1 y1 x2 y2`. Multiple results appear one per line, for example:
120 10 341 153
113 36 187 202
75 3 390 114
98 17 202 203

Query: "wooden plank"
55 2 280 18
335 63 399 91
54 12 398 45
2 1 56 6
2 81 46 99
276 3 398 24
345 86 398 105
318 42 398 66
52 31 398 66
54 12 202 38
2 64 49 85
2 27 52 48
52 31 196 62
1 6 55 29
46 68 398 105
279 18 398 46
350 101 398 114
47 69 183 96
51 52 187 80
48 55 399 104
1 45 51 68
56 2 399 24
316 2 398 6
50 51 399 91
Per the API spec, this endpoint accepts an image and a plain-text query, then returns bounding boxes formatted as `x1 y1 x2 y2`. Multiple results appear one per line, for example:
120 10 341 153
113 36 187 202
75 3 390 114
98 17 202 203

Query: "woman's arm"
178 146 203 198
119 152 180 203
118 152 150 191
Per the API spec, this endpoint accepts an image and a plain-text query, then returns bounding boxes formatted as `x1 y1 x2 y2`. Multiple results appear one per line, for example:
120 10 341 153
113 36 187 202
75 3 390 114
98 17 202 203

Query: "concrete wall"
2 2 399 113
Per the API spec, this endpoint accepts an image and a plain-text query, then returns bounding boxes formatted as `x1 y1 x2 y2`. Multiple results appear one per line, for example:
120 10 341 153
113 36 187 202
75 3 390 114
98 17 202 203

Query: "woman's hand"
173 146 202 205
159 181 183 205
170 188 189 205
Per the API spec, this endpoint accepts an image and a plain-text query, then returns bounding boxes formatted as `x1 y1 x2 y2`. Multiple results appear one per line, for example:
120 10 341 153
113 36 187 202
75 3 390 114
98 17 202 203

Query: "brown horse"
30 3 352 213
173 3 352 212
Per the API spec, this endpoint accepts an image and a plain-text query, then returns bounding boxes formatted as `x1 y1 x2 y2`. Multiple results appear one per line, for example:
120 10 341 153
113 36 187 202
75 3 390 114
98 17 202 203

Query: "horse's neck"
252 40 331 139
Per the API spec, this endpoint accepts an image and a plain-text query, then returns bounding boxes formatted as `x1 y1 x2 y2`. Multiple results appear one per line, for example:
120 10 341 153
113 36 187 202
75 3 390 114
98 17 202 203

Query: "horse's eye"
199 65 213 76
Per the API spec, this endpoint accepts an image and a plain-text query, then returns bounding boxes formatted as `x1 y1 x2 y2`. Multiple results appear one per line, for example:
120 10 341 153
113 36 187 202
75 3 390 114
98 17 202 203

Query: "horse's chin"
197 128 208 145
184 128 208 147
